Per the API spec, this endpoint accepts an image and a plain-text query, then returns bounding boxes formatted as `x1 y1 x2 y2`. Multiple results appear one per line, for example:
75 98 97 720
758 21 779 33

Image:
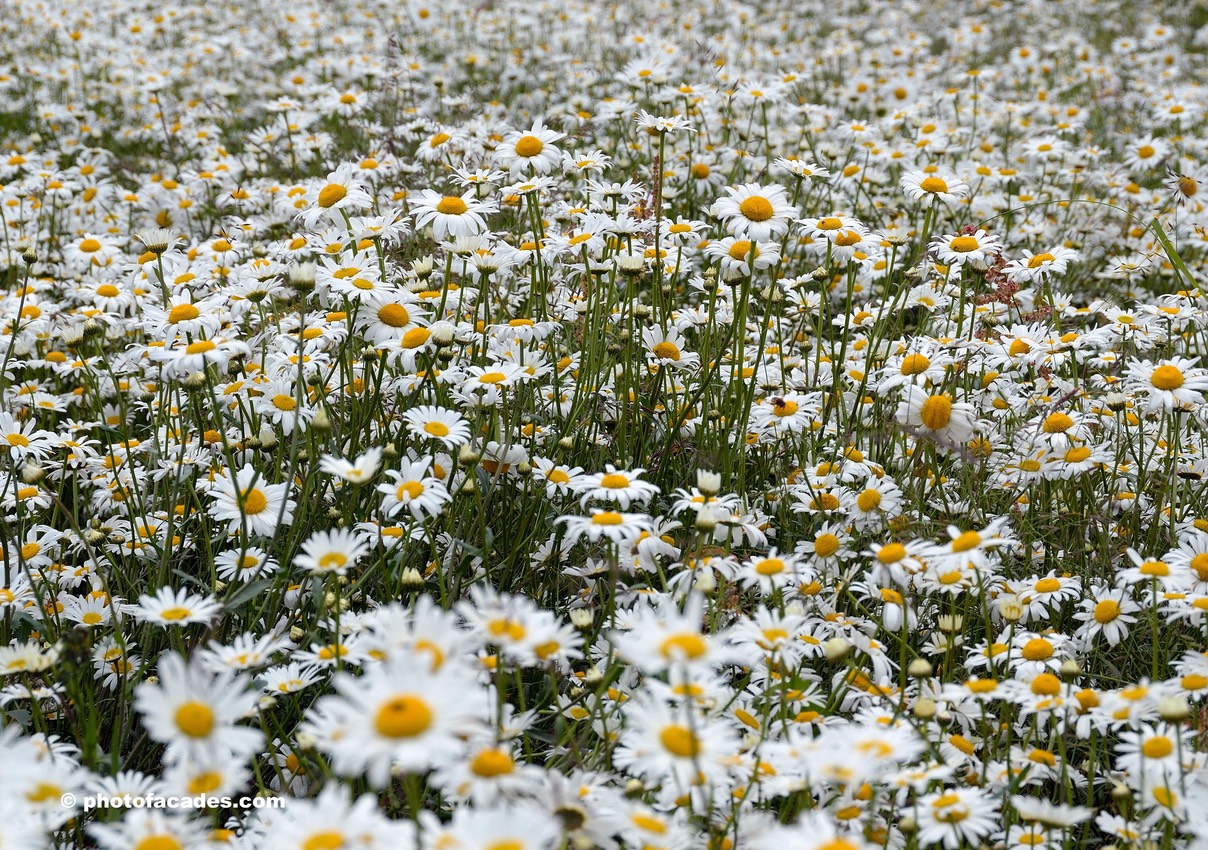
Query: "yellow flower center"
185 340 216 354
396 481 424 501
169 304 200 323
301 832 345 850
1151 364 1185 390
377 304 410 327
272 394 296 411
436 196 468 215
738 196 774 221
660 632 706 659
755 558 785 575
856 489 881 512
592 512 624 525
514 135 544 158
1043 412 1073 433
317 184 347 208
949 236 979 252
814 533 840 558
374 694 432 738
1035 578 1061 593
470 748 514 777
1030 673 1060 695
1137 145 1156 159
424 422 450 437
900 353 931 375
877 543 906 563
1141 560 1169 577
919 394 953 430
1027 252 1055 268
1021 638 1053 661
1094 599 1120 623
727 239 756 260
1189 553 1208 581
79 238 102 252
1065 447 1091 463
175 701 215 737
1143 736 1173 759
402 327 431 348
241 487 268 514
478 371 507 384
652 341 681 361
135 837 184 850
659 725 701 757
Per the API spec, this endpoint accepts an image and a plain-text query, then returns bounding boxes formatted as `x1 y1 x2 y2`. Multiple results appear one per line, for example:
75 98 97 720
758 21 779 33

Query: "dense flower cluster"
5 0 1208 847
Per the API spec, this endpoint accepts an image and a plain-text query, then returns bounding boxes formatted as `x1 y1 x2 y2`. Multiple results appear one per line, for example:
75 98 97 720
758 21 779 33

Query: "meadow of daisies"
9 0 1208 847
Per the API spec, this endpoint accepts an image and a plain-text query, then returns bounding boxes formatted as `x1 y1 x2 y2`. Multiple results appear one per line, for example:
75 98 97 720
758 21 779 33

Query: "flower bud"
823 637 851 661
21 463 45 484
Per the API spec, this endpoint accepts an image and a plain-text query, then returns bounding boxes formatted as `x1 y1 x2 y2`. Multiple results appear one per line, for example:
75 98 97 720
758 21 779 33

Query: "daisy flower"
128 586 223 627
931 229 1002 268
246 784 412 850
901 170 969 204
319 447 383 483
641 325 700 371
1124 356 1208 412
916 787 1000 849
410 189 496 240
294 528 370 576
702 237 782 279
376 458 451 520
1072 585 1140 646
557 510 655 545
300 653 485 786
896 389 979 445
613 697 738 786
133 651 262 760
709 182 797 241
1002 246 1080 283
574 465 660 508
208 464 296 537
494 121 566 176
299 163 373 227
403 405 471 448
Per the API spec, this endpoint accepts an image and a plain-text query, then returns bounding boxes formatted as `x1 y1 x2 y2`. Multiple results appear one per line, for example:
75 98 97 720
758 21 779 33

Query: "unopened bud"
311 407 332 432
823 637 851 661
400 567 425 590
569 608 593 629
913 697 937 718
21 463 45 484
696 469 721 496
694 508 718 533
997 593 1024 622
907 658 933 678
1158 697 1192 721
458 445 481 465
